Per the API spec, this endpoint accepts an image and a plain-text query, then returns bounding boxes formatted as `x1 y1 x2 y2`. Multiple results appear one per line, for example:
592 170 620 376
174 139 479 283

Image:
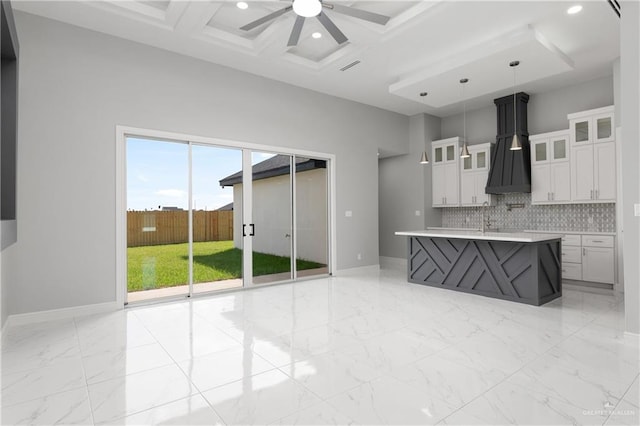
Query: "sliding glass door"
125 136 330 303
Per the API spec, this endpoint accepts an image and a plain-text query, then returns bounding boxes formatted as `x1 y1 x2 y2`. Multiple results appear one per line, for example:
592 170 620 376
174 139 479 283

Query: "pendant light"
509 60 522 151
460 78 470 158
419 91 429 164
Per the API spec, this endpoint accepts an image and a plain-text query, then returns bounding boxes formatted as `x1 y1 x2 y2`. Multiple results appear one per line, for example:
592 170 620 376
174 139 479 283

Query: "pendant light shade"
420 151 429 164
460 143 470 158
510 133 522 151
509 60 522 151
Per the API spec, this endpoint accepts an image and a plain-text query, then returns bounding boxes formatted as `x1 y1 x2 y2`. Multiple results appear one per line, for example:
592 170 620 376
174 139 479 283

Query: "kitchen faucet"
481 201 491 233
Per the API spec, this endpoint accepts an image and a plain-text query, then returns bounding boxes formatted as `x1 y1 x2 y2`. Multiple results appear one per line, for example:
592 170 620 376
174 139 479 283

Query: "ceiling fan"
240 0 391 47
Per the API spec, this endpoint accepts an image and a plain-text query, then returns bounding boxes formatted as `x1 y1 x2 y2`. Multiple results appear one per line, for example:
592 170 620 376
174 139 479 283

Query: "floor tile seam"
0 333 81 356
265 398 356 426
80 340 164 361
0 352 86 379
83 354 178 387
181 361 281 395
606 371 640 424
0 383 91 410
92 391 202 426
72 318 97 426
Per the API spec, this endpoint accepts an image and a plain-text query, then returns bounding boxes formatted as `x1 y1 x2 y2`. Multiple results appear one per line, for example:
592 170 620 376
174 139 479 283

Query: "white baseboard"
5 301 121 329
379 256 407 271
334 264 380 276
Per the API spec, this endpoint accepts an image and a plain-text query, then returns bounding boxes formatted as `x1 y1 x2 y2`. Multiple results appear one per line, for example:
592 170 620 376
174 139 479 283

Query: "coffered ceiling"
14 1 620 116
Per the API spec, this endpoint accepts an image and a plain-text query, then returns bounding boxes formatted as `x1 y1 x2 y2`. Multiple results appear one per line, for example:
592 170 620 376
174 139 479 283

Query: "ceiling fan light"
293 0 322 18
236 2 249 10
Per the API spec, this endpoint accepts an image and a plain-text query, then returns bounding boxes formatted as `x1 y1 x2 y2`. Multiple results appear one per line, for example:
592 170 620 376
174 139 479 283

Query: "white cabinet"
582 235 615 284
432 137 461 207
570 107 614 146
559 233 615 285
530 130 571 204
568 106 616 203
460 143 493 206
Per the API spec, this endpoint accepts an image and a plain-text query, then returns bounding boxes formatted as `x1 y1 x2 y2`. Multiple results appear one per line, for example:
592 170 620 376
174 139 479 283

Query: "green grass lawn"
127 240 325 292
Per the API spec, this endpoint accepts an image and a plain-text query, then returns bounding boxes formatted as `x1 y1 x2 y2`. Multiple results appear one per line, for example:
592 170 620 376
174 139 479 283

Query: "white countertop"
395 229 564 243
523 229 616 236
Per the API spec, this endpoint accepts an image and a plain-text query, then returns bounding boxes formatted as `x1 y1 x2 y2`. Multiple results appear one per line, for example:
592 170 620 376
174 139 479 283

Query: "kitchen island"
395 229 564 306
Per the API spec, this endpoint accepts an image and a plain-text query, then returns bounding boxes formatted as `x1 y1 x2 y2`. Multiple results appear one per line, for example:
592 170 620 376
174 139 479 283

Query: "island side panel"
407 236 562 306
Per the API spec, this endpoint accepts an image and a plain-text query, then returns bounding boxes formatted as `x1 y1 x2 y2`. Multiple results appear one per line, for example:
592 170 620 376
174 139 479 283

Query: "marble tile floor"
0 269 637 425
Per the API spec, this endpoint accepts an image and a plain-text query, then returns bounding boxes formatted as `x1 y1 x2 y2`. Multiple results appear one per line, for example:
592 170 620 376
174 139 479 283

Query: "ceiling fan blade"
240 6 292 31
324 3 390 25
287 15 305 47
316 12 348 45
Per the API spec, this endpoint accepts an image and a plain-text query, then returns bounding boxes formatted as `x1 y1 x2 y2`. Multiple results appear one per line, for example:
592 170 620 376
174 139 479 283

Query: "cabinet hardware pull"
590 190 593 199
592 240 603 243
595 189 599 199
562 269 566 273
552 192 555 200
583 248 586 256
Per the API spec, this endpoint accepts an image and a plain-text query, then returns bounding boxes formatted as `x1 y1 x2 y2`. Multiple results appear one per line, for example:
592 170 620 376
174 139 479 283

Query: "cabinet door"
550 162 571 202
571 145 594 202
594 142 616 201
433 145 445 165
593 113 614 143
444 143 457 163
532 139 549 164
571 118 591 146
460 172 475 205
582 247 615 284
474 173 490 205
550 136 568 162
531 164 551 203
475 149 489 171
444 163 459 205
432 166 445 207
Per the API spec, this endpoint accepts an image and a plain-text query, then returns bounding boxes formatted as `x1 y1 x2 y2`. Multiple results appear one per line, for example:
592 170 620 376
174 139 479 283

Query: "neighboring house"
219 155 328 265
216 202 234 211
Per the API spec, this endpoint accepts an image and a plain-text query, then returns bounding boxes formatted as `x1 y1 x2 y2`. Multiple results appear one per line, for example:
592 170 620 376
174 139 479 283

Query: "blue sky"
127 137 274 211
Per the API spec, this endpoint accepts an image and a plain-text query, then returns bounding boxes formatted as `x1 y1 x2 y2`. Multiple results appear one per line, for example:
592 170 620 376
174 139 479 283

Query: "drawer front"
561 235 582 246
561 246 582 264
562 262 582 280
582 235 614 248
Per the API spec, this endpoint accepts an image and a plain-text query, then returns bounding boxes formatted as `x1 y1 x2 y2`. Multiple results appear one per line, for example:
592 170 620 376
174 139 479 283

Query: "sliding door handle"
249 224 255 236
243 224 247 237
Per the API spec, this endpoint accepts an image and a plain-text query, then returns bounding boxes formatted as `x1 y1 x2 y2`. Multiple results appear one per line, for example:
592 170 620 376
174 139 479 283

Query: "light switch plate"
415 210 421 216
635 204 640 217
345 210 353 217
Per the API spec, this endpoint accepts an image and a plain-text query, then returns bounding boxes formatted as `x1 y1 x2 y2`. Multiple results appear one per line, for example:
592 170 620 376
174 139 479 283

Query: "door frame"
115 125 337 307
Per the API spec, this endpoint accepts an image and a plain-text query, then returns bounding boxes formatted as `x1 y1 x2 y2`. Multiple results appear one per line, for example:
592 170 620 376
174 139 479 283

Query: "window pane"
463 156 472 170
435 147 442 162
553 139 566 159
597 117 612 139
575 121 589 142
477 152 486 168
446 145 454 161
535 142 547 162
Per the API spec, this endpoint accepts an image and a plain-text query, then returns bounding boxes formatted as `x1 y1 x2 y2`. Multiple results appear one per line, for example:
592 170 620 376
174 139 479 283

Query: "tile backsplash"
441 193 616 233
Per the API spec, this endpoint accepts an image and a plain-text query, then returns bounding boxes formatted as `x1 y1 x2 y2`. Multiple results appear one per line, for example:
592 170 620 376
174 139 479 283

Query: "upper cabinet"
569 106 615 146
460 143 494 206
530 130 571 205
432 137 461 207
568 106 616 203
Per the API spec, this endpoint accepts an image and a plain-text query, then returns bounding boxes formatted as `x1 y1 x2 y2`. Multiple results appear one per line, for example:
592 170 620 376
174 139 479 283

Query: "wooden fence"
127 210 234 247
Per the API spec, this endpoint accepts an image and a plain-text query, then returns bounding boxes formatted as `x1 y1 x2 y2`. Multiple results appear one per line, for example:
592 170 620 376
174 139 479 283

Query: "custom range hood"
486 92 531 194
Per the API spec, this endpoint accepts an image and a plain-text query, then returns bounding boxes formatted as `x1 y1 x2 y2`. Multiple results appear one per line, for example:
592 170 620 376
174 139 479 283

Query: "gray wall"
3 12 409 318
441 76 614 141
621 0 640 334
378 113 441 259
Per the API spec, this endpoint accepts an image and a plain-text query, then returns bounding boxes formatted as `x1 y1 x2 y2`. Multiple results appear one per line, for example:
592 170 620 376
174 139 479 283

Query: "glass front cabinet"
460 142 493 207
530 130 571 204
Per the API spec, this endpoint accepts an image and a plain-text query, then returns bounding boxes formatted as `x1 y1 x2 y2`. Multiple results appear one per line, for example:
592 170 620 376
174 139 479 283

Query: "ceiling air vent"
339 60 361 72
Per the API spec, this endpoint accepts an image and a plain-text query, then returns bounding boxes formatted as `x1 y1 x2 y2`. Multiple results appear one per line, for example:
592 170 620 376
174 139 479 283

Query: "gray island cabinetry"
395 230 564 306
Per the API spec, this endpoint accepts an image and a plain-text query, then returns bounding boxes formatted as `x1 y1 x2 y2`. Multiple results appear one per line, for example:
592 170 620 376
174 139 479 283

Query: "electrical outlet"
345 210 352 217
415 210 421 217
588 216 594 224
635 204 640 217
357 253 362 261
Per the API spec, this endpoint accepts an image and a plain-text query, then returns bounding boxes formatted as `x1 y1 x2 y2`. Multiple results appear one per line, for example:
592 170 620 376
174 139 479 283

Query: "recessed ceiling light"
419 92 428 97
312 32 322 39
567 5 582 15
237 2 249 10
